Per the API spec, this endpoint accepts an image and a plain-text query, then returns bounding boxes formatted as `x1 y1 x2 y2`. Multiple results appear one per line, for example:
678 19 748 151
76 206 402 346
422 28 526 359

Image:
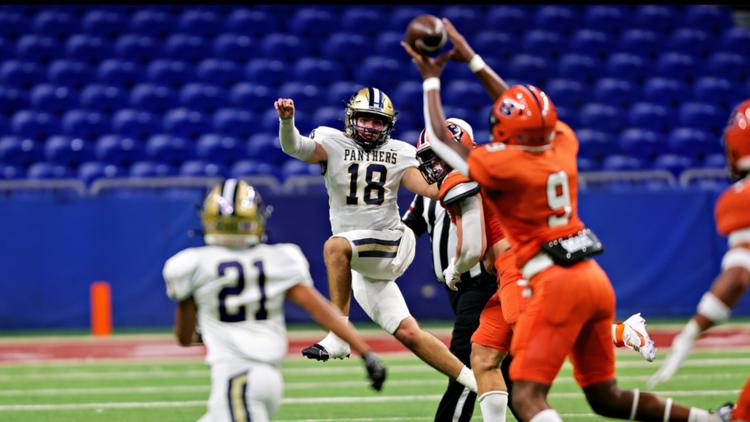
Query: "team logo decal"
446 122 464 143
498 98 525 117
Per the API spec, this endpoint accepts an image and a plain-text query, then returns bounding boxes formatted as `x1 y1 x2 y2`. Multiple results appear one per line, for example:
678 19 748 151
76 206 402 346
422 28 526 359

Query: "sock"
612 322 626 347
529 409 563 422
456 366 477 393
682 319 701 342
479 391 508 422
688 407 710 422
319 316 349 351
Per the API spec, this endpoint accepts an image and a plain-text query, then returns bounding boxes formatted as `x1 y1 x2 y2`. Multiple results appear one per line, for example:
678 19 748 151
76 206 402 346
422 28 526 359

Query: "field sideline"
0 323 747 421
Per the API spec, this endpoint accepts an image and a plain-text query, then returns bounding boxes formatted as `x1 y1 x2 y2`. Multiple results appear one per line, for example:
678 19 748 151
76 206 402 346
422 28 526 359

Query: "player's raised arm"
442 18 508 101
274 98 327 163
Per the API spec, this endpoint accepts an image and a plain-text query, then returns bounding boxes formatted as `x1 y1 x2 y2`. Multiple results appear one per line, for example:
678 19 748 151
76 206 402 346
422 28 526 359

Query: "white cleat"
648 329 697 388
622 313 657 363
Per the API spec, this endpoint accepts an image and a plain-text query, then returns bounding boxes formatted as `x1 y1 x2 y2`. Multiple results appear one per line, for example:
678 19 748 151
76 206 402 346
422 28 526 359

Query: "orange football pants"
734 377 750 421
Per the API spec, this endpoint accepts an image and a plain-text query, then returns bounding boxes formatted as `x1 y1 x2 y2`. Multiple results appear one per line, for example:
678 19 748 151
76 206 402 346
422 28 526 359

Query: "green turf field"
0 348 744 422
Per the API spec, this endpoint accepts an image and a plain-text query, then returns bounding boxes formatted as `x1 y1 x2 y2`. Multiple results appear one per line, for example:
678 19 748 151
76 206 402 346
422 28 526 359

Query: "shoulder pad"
439 171 475 200
442 180 480 206
163 248 199 282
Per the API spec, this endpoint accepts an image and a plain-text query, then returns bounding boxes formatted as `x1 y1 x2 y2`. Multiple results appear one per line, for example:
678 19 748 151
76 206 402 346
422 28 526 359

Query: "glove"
443 262 461 291
362 352 387 392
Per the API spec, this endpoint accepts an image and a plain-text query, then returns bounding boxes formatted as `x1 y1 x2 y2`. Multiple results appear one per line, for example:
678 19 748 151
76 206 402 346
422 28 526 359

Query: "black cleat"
302 343 331 361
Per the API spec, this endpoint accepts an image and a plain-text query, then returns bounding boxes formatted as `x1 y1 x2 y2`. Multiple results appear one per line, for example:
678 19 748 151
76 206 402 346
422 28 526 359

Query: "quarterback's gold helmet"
201 179 272 247
344 87 397 151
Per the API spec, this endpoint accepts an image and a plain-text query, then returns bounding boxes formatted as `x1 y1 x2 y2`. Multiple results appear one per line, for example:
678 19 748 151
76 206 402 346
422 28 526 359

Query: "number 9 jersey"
311 126 418 235
163 243 314 366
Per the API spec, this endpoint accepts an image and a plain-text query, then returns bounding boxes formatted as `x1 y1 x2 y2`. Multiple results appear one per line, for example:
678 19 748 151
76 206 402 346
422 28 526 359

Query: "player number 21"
217 260 268 323
547 171 572 227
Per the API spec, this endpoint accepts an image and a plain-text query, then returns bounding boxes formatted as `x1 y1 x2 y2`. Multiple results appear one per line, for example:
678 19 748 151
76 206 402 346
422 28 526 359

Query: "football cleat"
712 402 735 422
621 313 656 362
301 343 351 362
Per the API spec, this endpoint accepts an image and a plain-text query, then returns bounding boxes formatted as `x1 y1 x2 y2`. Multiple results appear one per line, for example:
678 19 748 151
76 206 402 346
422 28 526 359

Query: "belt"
521 252 555 280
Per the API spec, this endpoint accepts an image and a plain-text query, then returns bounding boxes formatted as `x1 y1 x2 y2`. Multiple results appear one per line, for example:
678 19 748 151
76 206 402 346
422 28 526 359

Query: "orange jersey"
715 178 750 236
466 121 586 269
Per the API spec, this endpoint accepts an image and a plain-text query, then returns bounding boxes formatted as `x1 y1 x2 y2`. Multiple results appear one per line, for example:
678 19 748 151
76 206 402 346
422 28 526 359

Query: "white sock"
319 316 349 350
456 366 477 393
688 407 711 422
683 319 701 341
478 391 508 422
529 409 563 422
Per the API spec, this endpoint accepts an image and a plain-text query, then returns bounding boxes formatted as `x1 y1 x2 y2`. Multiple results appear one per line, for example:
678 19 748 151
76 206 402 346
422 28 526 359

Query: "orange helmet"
416 118 476 183
489 84 557 148
723 98 750 181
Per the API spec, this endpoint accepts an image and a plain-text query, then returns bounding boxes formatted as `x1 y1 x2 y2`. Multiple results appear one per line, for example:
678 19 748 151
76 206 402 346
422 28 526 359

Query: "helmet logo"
446 122 464 143
499 98 525 117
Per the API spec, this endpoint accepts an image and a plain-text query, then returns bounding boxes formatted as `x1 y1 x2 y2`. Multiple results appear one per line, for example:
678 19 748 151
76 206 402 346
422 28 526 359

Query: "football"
405 14 448 56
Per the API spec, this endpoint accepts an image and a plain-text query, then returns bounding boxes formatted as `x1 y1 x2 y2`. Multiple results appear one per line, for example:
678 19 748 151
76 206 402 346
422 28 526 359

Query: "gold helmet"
344 87 397 151
201 179 272 247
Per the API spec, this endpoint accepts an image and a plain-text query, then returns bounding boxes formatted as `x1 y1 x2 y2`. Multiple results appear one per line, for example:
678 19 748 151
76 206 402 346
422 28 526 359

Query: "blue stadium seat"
535 6 579 35
593 78 634 109
196 59 243 87
720 28 750 56
179 160 228 178
577 157 599 172
441 6 482 33
602 154 646 171
294 58 343 87
576 128 613 161
130 83 176 114
540 79 585 110
62 110 110 140
705 52 747 83
28 162 73 179
397 130 422 146
196 134 243 165
321 33 368 63
227 9 279 37
281 159 322 178
164 34 211 63
231 160 280 180
0 114 10 137
146 59 190 87
0 136 40 167
261 108 308 134
654 52 697 83
47 60 93 89
508 54 548 86
557 53 601 83
11 111 60 141
146 134 192 165
618 128 665 161
0 86 28 116
112 109 159 140
97 59 144 88
95 135 145 166
703 153 726 169
484 6 529 35
692 77 735 107
668 127 718 159
472 31 514 63
390 81 422 115
114 34 160 63
619 29 660 58
0 164 26 179
289 9 334 38
441 105 471 123
668 28 711 57
179 83 226 113
229 82 272 112
642 77 683 107
579 103 621 134
312 107 342 129
628 102 673 133
683 5 733 34
583 6 626 35
44 135 94 166
523 30 564 59
213 108 254 139
606 53 647 84
213 34 255 62
356 57 402 89
631 5 678 34
375 31 404 58
554 106 578 130
0 11 29 39
678 102 724 135
163 108 210 140
341 8 381 36
245 59 286 88
653 154 695 177
82 9 127 38
130 160 174 178
179 9 221 37
65 34 109 63
277 82 321 114
444 80 486 111
33 10 78 38
80 84 127 115
30 84 78 115
16 34 60 62
130 9 175 38
260 33 305 61
568 29 611 59
247 133 286 164
327 81 360 105
0 60 44 89
77 161 122 185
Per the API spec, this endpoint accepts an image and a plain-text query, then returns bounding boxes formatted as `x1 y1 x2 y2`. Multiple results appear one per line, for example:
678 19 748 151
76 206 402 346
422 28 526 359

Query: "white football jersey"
163 243 313 366
311 127 418 234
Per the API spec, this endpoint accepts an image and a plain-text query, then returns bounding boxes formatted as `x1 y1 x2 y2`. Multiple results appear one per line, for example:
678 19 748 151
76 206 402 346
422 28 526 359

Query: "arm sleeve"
279 117 317 160
163 250 198 302
402 194 428 237
452 195 485 274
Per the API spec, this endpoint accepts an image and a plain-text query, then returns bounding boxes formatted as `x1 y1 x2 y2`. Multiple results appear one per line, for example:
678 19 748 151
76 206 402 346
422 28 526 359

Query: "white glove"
443 262 461 291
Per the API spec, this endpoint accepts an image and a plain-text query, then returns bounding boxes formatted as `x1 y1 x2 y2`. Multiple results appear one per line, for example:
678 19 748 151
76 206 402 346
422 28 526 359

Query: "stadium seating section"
0 5 748 188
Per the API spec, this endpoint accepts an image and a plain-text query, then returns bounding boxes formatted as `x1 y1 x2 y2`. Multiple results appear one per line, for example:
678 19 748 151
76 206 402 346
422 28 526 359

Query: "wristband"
468 54 486 73
423 77 441 92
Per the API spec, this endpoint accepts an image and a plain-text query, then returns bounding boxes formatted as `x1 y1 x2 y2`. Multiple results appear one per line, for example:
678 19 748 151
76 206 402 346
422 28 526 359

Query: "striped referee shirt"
402 194 487 283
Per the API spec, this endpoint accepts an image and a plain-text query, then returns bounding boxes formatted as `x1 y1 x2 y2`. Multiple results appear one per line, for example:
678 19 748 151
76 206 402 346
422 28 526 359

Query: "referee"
402 118 516 422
